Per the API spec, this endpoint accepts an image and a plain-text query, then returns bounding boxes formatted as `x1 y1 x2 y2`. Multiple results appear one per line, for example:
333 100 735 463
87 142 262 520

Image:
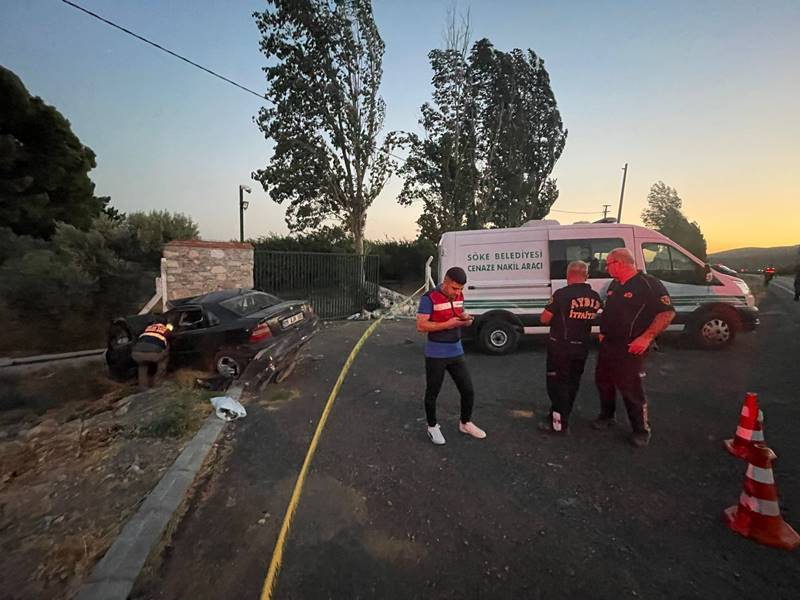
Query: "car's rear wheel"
214 351 244 379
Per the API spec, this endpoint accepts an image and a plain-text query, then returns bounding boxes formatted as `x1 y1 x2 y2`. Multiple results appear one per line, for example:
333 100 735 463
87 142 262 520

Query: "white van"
438 220 759 353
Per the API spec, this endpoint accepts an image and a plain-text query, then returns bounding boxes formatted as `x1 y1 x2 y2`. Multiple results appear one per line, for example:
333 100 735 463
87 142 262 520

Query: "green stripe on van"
464 296 746 312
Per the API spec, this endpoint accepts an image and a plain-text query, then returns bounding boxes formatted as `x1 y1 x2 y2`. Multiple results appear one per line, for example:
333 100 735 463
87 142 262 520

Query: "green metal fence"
253 251 380 320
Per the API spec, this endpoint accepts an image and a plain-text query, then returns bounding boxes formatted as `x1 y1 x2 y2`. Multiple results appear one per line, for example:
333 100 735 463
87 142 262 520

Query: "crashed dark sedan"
106 288 319 389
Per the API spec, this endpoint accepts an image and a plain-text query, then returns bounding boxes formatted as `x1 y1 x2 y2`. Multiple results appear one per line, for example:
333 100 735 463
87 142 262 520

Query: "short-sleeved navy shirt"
600 272 675 343
544 283 602 344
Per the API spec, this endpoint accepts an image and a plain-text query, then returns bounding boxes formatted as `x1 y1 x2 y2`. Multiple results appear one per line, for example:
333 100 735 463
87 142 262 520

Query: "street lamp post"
239 184 251 242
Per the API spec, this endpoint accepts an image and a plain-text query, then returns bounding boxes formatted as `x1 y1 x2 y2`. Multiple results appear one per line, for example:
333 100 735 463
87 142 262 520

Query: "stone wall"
162 240 254 301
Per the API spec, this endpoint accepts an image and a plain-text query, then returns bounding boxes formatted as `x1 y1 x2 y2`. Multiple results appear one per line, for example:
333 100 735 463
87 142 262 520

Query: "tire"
106 323 135 381
692 311 737 350
478 319 519 355
213 351 244 379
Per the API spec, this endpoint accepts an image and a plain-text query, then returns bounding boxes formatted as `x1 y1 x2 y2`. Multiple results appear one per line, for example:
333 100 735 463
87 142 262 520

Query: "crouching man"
539 261 602 433
132 322 173 390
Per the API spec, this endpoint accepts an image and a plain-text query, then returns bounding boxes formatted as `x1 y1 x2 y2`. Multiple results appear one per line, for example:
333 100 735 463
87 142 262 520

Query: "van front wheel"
692 311 737 349
479 320 519 355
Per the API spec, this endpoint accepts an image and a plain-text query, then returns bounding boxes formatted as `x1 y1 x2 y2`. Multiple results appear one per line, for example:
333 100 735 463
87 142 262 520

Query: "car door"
166 306 211 368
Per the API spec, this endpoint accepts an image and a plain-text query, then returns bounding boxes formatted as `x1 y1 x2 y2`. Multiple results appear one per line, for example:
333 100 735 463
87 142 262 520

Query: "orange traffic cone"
724 392 765 460
724 443 800 550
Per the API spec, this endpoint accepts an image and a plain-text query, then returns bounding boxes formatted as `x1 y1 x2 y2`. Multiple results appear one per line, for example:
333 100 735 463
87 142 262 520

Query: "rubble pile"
348 285 422 320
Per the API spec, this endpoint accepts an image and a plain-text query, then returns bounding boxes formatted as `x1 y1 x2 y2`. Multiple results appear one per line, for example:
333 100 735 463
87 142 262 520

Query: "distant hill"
709 245 800 271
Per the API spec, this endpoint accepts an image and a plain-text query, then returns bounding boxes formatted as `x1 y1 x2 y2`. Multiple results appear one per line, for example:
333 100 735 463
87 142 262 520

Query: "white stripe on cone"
739 492 781 517
735 425 764 441
746 464 776 485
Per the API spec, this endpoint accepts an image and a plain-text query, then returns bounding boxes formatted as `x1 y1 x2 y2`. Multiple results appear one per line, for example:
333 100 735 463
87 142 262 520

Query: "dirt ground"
135 285 800 600
0 364 212 600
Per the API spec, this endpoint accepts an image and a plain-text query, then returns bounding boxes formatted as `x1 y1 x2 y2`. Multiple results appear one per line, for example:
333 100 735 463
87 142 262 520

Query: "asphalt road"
133 285 800 600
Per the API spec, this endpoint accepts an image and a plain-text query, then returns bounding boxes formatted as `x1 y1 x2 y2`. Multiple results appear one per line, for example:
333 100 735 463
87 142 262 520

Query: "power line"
56 5 619 226
61 0 409 165
60 0 267 101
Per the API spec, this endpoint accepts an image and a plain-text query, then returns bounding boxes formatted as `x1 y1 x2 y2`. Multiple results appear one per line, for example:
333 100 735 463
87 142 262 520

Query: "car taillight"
249 323 272 343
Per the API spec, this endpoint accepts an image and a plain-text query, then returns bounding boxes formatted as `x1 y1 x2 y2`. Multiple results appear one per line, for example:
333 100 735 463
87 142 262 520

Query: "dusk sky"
2 0 798 253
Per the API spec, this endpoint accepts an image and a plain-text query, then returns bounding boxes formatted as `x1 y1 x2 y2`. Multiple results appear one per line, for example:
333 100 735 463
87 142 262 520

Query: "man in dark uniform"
416 266 486 445
593 248 675 447
131 321 173 390
538 260 602 434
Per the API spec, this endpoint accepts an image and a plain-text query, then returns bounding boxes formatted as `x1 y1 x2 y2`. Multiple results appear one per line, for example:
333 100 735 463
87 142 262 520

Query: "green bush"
252 226 352 253
0 221 156 354
368 238 438 282
123 210 200 267
0 247 95 317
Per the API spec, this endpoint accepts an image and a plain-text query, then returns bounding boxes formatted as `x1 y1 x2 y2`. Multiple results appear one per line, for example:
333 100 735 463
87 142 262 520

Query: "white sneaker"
427 424 446 445
458 421 486 439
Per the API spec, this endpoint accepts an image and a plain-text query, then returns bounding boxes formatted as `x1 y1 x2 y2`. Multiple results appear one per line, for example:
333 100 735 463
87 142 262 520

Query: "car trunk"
247 300 312 336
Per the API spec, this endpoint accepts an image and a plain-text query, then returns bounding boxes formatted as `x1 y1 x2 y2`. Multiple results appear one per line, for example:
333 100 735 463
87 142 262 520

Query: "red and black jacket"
422 288 465 344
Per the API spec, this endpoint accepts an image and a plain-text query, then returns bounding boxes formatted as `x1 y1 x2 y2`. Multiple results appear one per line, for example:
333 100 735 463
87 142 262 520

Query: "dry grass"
138 388 212 439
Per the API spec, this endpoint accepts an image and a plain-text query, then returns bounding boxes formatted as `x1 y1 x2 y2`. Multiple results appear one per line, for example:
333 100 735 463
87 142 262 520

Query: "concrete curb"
77 387 242 600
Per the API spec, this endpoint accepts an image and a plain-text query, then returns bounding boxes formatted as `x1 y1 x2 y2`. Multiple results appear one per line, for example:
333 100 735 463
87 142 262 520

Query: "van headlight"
734 280 756 307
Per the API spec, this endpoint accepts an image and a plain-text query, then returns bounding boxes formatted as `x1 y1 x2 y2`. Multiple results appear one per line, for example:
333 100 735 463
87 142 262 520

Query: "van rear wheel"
479 320 519 355
692 310 737 349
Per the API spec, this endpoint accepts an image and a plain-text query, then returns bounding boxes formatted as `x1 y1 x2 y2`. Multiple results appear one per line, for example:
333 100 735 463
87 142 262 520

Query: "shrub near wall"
0 225 153 355
253 232 437 283
368 238 438 283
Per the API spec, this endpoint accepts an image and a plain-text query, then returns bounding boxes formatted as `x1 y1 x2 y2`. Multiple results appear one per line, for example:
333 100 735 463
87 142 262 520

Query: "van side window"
549 238 625 279
642 243 705 285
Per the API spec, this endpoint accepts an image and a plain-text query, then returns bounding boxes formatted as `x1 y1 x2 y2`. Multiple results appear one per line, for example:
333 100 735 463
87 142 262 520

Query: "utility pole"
616 163 628 224
602 204 611 219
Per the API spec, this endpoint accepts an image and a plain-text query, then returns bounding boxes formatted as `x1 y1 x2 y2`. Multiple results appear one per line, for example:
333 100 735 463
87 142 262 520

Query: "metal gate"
253 251 380 320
